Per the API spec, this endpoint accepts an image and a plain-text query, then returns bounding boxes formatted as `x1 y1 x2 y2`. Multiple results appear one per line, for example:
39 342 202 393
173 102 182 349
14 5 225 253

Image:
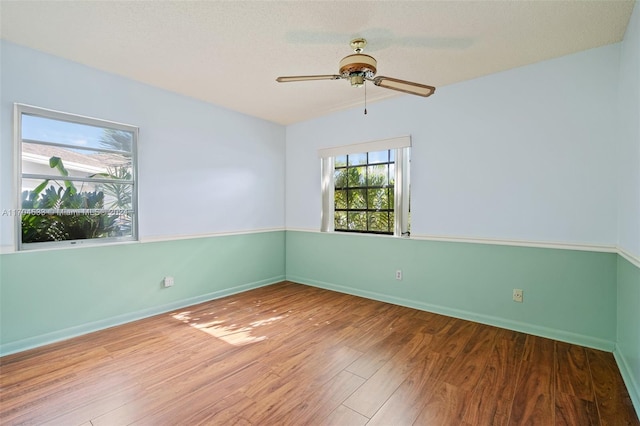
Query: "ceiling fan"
276 38 435 98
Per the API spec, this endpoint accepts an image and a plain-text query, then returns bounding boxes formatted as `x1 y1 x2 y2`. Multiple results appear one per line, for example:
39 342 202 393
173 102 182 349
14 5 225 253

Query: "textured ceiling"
0 1 635 125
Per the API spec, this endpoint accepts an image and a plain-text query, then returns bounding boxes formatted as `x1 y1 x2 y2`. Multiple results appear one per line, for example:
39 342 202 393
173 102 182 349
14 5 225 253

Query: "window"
319 136 410 236
15 104 138 250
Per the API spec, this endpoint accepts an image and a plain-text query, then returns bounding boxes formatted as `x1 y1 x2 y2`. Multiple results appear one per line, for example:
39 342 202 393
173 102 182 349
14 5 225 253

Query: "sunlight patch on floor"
170 311 285 346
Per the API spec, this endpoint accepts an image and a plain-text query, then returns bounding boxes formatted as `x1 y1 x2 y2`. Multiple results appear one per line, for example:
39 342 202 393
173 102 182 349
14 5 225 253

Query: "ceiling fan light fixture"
349 74 365 87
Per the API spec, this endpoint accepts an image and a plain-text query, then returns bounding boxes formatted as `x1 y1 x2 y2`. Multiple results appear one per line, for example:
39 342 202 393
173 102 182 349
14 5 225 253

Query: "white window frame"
319 136 410 237
14 103 139 250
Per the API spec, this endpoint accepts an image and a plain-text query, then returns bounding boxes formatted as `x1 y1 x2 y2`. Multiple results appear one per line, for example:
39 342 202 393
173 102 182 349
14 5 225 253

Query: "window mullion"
23 173 134 185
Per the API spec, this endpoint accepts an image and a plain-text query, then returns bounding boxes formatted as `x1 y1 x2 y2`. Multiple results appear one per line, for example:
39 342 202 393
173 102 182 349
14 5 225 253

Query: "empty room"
1 1 639 424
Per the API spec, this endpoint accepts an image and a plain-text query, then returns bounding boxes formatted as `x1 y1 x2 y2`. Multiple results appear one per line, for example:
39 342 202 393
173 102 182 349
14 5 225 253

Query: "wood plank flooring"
1 281 638 425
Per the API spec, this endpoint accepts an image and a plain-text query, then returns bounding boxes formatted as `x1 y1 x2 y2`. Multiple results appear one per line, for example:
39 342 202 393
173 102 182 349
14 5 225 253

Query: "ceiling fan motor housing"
339 53 377 86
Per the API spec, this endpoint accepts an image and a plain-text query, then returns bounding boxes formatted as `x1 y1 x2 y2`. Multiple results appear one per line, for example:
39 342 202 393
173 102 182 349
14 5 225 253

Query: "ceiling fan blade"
276 75 342 83
372 76 435 97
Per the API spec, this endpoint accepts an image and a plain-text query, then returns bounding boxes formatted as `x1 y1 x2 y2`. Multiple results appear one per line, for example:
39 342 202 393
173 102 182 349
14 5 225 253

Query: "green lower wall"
285 231 617 350
615 255 640 414
0 228 636 413
0 230 285 356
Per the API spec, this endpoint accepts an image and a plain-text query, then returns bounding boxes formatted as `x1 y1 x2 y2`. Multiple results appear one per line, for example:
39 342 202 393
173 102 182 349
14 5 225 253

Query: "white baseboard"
286 274 616 352
613 345 640 420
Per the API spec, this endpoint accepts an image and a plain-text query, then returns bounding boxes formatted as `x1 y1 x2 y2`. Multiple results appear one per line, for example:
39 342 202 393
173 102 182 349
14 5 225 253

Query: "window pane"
347 212 367 231
20 178 133 245
347 189 366 209
334 169 348 188
367 164 389 186
368 212 390 232
389 150 395 162
22 115 133 151
334 211 347 230
335 189 347 209
335 155 347 167
368 150 389 164
367 188 389 210
22 143 132 179
348 152 367 166
347 166 366 187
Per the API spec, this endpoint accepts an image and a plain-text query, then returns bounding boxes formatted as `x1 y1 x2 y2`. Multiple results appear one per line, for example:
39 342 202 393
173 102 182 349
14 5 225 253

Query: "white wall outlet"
163 276 174 288
395 270 402 280
513 288 523 303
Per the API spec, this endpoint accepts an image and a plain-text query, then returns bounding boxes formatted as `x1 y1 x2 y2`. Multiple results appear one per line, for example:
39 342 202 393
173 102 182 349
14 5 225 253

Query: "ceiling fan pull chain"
364 80 368 115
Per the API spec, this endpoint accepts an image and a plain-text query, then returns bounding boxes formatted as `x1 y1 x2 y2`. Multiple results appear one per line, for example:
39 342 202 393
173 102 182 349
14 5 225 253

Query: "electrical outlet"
163 276 174 288
395 270 402 280
513 288 523 303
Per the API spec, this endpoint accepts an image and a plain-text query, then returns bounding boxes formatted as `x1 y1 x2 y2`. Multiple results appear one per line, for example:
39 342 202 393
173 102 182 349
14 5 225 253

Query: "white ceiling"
0 1 635 125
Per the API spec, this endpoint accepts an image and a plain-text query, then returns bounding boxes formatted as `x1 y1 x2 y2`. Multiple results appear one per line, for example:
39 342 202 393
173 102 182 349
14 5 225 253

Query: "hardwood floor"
1 281 638 425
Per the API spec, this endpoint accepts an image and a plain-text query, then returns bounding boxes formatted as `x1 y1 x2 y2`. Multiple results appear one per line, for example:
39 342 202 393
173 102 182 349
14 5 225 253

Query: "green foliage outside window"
21 129 134 245
334 151 394 234
21 157 131 243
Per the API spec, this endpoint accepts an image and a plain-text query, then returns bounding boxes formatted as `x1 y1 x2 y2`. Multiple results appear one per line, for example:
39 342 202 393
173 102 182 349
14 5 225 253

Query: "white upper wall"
1 33 633 252
0 41 285 251
286 44 621 247
617 2 640 258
